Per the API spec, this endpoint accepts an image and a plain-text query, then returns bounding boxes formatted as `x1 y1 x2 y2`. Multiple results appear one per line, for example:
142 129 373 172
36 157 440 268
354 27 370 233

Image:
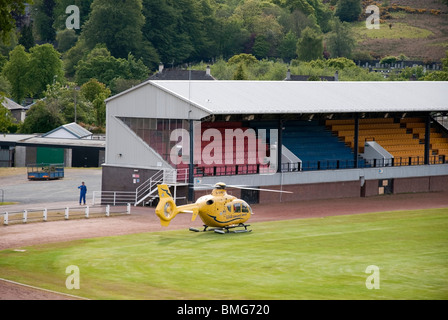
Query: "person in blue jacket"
78 182 87 205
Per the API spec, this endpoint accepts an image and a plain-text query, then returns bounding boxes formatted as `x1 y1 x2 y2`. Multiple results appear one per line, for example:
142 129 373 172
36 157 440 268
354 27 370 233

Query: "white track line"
0 278 89 300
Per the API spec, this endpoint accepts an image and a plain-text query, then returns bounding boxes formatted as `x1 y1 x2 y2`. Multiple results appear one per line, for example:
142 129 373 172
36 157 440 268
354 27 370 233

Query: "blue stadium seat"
250 120 368 171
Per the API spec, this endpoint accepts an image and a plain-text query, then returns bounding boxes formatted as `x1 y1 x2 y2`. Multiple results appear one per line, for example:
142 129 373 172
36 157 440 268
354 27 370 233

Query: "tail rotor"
155 185 178 227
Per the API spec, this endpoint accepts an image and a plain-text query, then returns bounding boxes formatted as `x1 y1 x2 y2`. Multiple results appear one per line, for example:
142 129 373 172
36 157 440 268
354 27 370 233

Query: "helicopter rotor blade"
227 185 293 194
191 183 292 194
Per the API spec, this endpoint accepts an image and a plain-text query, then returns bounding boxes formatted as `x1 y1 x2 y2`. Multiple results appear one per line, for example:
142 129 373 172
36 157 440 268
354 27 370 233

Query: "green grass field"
1 208 447 300
353 21 433 41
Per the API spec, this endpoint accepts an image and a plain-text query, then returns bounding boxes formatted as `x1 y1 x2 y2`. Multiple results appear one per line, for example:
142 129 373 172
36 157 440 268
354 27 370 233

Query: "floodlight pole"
424 112 431 165
188 116 194 202
188 66 194 202
354 113 359 168
277 119 283 173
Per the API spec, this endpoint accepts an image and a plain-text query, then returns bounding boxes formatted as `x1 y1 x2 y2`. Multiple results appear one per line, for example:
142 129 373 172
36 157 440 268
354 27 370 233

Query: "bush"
335 0 362 22
380 56 397 65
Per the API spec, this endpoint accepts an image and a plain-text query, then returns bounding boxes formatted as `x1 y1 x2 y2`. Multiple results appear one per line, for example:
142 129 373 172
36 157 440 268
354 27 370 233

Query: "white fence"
92 191 136 206
2 204 131 226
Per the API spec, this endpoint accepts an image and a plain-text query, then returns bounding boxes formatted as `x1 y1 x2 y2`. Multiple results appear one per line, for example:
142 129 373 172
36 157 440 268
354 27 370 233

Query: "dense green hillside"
1 0 447 134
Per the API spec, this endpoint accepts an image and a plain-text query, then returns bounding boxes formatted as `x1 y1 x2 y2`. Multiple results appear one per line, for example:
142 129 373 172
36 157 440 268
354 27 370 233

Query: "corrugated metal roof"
63 122 92 138
1 97 25 111
0 134 105 148
21 137 105 148
148 80 448 115
42 122 92 139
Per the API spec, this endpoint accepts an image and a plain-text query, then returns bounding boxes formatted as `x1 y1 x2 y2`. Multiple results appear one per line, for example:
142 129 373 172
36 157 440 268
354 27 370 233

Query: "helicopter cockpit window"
234 203 241 213
227 204 232 212
242 204 249 213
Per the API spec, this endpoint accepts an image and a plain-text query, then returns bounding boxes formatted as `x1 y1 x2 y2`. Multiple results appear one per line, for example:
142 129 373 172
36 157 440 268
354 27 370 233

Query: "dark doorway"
241 188 259 204
72 148 99 167
379 179 394 195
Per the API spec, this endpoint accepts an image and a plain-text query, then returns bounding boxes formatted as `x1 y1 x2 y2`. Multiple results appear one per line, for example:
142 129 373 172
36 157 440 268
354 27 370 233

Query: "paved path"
1 168 102 205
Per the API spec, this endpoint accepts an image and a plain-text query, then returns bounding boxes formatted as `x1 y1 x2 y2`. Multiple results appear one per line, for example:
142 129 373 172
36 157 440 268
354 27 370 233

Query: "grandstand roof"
148 80 448 115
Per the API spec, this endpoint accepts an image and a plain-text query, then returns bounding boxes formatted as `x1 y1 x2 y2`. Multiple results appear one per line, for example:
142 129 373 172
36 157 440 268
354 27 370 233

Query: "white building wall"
106 82 210 120
105 81 210 169
105 115 172 169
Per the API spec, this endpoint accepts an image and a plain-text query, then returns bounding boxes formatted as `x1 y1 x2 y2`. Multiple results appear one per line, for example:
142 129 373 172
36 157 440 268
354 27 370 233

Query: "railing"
2 204 131 226
134 168 188 206
93 191 136 206
134 170 164 206
193 164 275 177
191 155 447 177
175 168 189 184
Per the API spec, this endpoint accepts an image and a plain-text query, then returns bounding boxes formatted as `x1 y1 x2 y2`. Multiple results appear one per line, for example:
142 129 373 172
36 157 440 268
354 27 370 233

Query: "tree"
32 0 57 42
233 63 248 80
53 0 94 33
20 100 64 134
75 47 125 86
423 71 448 81
296 26 323 61
275 0 333 33
2 45 30 103
422 52 448 81
232 0 283 57
142 0 190 64
27 44 65 98
63 38 88 78
228 53 258 66
56 29 78 53
335 0 362 22
81 79 110 103
442 50 448 71
0 103 18 133
279 0 315 16
142 0 216 65
278 31 298 62
212 2 251 59
45 82 95 124
18 23 35 51
81 78 110 126
75 47 149 87
0 75 11 96
326 18 356 58
0 0 27 42
253 35 270 59
109 78 142 95
92 92 107 127
82 0 158 67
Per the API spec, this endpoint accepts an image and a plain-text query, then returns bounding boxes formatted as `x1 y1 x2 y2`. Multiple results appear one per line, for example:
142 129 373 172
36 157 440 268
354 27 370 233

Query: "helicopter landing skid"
189 224 252 234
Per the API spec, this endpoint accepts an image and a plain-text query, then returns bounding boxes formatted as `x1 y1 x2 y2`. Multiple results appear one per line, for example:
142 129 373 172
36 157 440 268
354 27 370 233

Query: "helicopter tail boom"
155 184 199 227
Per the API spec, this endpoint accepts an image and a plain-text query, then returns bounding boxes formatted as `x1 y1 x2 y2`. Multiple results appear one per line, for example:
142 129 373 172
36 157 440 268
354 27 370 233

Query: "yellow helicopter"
155 182 291 234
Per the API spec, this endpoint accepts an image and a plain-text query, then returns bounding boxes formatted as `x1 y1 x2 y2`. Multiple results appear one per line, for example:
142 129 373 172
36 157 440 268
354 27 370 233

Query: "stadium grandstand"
102 80 448 205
